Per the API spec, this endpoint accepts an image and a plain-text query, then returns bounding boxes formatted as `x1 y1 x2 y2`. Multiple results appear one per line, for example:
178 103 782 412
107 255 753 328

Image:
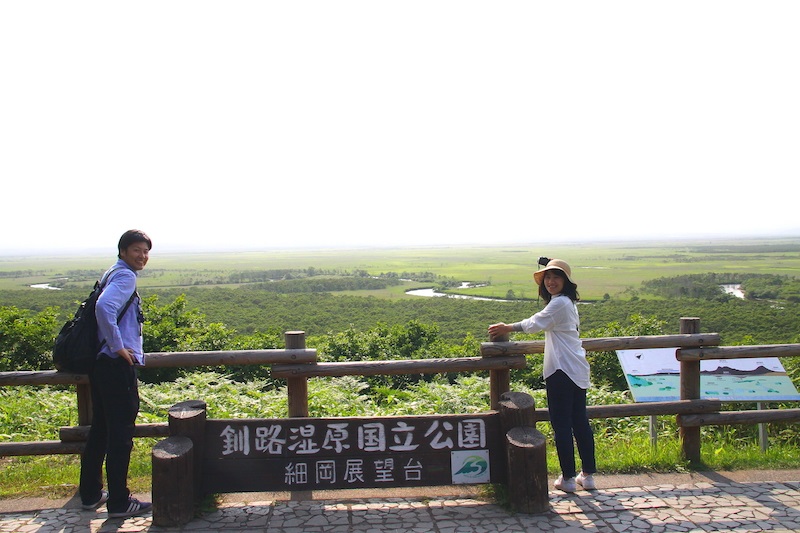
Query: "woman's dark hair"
538 269 580 303
118 229 152 257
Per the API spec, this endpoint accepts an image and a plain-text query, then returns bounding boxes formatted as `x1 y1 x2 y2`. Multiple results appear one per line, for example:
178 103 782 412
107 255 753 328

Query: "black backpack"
53 267 136 373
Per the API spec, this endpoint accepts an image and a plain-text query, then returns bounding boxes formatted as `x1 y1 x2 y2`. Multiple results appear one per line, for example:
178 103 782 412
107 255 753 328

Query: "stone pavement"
1 470 799 532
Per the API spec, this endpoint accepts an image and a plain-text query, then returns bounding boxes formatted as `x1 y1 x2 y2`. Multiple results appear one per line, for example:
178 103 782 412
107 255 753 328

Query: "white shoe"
554 474 576 493
577 471 597 490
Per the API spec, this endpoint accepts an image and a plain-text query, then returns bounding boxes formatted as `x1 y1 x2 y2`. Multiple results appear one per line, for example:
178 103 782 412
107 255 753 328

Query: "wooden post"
285 331 309 417
152 436 194 527
499 391 548 514
498 391 537 431
285 331 313 500
76 383 92 425
167 400 207 500
679 317 702 463
488 332 511 410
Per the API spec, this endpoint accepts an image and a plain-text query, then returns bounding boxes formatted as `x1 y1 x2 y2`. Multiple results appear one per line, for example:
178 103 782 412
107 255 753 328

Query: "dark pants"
545 369 596 479
79 356 139 511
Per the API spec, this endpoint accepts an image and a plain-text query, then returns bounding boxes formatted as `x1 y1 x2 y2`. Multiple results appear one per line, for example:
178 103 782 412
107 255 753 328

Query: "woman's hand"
488 323 513 338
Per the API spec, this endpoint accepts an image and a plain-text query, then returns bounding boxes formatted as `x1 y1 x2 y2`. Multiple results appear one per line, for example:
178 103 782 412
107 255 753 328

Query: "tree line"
2 287 798 386
641 272 800 302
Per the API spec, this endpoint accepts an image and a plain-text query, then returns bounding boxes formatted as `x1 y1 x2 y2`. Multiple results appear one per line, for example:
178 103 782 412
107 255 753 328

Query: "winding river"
405 282 509 301
407 283 746 301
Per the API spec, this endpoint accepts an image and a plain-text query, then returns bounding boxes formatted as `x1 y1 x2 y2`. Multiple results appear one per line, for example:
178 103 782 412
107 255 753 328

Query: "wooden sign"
202 414 504 493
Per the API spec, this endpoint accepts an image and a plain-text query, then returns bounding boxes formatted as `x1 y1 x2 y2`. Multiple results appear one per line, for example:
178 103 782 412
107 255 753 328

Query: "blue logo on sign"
454 455 489 478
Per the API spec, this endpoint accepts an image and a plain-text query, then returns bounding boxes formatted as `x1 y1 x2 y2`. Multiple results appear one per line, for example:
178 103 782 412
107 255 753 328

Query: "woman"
488 258 597 492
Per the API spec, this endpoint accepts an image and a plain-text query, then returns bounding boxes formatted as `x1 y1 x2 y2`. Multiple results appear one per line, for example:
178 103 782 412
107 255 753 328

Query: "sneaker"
554 474 576 493
577 471 597 490
108 498 152 519
81 490 109 510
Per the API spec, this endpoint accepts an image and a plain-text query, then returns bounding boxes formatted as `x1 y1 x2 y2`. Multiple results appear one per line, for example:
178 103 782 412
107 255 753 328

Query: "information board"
617 347 800 403
202 413 504 493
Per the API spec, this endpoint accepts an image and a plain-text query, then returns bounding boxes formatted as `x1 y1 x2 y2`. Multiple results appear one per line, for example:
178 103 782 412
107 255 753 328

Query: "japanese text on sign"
218 418 487 457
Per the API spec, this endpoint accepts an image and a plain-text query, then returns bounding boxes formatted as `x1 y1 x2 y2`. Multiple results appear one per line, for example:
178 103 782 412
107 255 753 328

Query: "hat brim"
533 265 574 286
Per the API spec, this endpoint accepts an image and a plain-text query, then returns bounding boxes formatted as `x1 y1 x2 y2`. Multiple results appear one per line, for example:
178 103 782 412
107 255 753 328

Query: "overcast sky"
2 1 798 255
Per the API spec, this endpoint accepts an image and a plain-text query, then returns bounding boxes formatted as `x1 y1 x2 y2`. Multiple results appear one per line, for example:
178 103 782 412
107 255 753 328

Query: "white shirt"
517 294 590 389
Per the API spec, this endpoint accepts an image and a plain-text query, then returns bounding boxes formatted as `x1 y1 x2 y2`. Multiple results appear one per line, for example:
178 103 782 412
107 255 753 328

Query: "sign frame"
202 413 505 493
617 347 800 403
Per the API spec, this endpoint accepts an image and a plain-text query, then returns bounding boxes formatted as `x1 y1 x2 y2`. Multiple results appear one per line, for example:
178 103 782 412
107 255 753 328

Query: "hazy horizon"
3 232 799 260
3 2 798 256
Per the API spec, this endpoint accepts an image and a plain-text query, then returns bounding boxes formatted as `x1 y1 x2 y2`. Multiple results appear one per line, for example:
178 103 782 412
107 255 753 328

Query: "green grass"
3 237 800 301
0 446 155 499
5 430 798 500
2 374 798 499
2 237 799 499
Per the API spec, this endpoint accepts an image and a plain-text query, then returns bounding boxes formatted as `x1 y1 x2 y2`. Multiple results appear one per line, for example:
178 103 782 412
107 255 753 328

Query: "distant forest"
641 273 800 302
3 272 799 393
2 272 799 347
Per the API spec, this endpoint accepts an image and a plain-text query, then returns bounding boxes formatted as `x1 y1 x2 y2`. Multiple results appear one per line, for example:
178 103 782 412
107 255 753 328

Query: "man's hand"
116 348 135 365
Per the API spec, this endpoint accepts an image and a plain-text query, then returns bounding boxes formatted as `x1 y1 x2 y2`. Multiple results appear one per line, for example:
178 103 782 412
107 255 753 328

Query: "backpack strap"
97 267 139 351
98 265 125 290
116 291 138 321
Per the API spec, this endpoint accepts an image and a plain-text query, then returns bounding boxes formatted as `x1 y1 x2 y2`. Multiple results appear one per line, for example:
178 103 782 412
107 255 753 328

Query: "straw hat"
533 259 574 286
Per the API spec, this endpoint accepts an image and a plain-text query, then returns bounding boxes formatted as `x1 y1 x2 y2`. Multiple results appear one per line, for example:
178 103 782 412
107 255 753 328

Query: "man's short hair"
118 229 152 257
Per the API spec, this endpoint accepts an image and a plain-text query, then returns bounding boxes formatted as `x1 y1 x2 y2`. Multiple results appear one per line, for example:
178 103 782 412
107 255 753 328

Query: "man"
79 230 152 518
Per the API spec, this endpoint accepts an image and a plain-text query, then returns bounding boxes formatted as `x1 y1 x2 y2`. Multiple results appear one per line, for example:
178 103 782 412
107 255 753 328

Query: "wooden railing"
1 318 799 462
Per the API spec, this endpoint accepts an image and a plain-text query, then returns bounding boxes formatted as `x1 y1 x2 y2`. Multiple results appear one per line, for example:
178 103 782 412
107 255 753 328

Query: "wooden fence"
1 317 799 467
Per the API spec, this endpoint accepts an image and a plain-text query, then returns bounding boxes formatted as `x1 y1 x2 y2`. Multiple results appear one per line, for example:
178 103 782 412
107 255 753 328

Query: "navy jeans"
79 356 139 511
545 369 596 479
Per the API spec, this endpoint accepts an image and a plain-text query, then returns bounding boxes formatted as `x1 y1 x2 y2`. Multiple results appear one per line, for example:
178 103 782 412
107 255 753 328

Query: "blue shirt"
96 259 145 365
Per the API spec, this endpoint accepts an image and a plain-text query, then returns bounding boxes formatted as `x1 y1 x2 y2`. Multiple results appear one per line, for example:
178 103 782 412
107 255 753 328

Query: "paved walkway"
1 470 799 532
